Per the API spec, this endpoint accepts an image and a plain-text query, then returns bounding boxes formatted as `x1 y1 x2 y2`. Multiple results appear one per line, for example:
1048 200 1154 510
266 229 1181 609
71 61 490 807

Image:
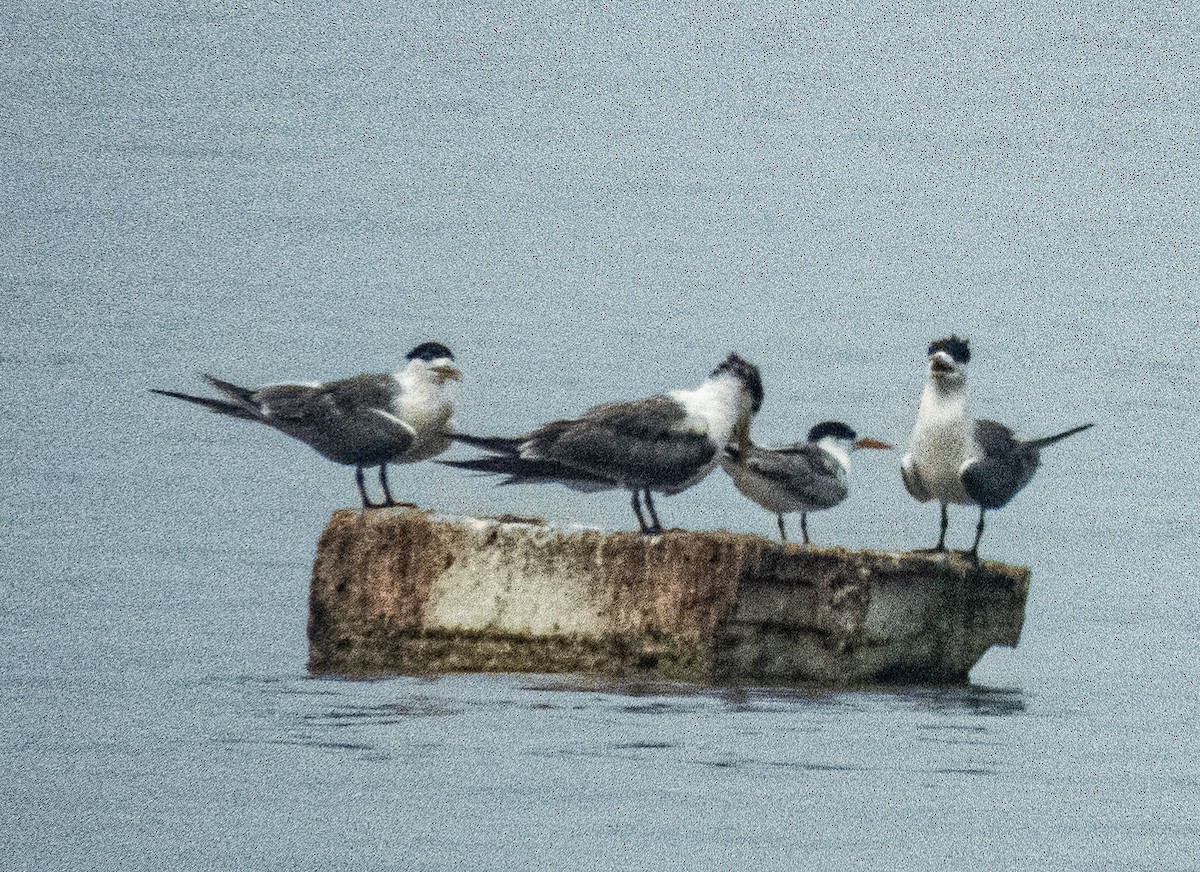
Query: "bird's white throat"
818 437 852 472
915 379 969 432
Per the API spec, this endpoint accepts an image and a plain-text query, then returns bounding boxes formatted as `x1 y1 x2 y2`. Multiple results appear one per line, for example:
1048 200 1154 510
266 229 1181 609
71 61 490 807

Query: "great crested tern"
441 352 764 534
722 420 892 544
151 341 460 508
900 335 1093 560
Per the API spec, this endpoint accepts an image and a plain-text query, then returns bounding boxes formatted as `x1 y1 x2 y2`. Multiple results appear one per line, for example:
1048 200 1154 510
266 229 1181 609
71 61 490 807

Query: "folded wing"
524 396 717 490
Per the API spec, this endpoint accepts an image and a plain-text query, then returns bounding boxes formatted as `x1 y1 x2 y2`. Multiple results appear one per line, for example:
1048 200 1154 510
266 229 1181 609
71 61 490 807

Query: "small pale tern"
151 341 460 508
900 335 1093 560
722 421 892 544
441 352 764 534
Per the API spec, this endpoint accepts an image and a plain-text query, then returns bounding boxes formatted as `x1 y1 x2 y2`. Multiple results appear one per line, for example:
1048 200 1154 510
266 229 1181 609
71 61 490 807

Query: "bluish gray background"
2 2 1197 869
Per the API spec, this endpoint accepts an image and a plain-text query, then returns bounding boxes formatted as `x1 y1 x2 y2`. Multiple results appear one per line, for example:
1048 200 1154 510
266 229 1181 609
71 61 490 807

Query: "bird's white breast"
907 384 974 505
393 369 455 462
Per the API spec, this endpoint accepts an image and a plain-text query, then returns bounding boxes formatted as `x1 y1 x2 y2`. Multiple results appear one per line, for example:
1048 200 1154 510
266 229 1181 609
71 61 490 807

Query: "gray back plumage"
204 373 414 466
960 419 1041 509
523 396 717 490
744 442 848 510
961 419 1093 510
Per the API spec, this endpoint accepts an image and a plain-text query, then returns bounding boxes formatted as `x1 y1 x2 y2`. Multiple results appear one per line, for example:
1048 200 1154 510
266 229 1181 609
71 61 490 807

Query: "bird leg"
800 512 811 545
377 465 417 509
631 490 651 534
355 466 383 509
965 507 986 567
914 503 949 553
642 489 664 534
379 464 397 506
776 513 788 542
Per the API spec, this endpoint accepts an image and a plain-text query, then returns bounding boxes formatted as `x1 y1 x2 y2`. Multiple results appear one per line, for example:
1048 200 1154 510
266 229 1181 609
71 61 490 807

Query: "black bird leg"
800 512 811 545
377 465 417 509
776 513 788 542
916 503 950 553
642 489 663 534
356 466 383 509
965 507 986 567
631 490 651 533
378 464 397 506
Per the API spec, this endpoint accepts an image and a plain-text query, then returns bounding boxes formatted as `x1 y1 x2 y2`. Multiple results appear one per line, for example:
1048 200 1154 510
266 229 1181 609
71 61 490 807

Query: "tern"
151 341 460 508
441 352 764 534
722 421 892 544
900 335 1093 560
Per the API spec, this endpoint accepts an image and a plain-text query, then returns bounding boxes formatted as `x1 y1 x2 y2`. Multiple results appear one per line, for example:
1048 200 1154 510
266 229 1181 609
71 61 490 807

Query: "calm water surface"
2 2 1198 869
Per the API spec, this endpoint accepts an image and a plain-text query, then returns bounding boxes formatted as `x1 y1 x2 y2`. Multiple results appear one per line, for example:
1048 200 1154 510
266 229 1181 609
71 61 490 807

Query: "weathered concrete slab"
308 508 1029 686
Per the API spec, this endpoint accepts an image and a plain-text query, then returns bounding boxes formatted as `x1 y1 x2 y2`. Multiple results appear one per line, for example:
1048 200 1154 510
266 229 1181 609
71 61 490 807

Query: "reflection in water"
899 685 1028 717
222 672 1030 786
303 699 468 725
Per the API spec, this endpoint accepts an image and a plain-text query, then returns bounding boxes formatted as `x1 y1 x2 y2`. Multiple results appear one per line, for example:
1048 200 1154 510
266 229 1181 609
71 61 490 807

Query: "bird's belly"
394 404 453 463
401 432 451 463
722 462 839 513
653 456 718 495
734 474 801 513
910 427 971 505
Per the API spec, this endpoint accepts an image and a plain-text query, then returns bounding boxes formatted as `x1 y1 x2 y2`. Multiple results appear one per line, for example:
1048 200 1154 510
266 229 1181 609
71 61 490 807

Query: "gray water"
2 2 1198 869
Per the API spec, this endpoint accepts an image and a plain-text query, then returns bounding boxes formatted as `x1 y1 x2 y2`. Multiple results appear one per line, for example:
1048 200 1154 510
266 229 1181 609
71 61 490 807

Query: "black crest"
711 352 764 413
928 335 970 364
407 341 455 362
808 420 856 443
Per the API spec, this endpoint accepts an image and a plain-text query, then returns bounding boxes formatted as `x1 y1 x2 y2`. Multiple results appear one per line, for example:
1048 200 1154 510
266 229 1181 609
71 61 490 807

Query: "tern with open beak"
901 335 1093 561
151 341 460 508
723 421 892 544
442 352 764 534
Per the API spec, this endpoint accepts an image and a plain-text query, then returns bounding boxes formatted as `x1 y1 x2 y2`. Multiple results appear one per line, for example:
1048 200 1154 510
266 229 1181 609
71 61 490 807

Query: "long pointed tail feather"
439 454 612 489
1026 422 1095 450
149 388 257 420
439 455 529 476
447 432 525 454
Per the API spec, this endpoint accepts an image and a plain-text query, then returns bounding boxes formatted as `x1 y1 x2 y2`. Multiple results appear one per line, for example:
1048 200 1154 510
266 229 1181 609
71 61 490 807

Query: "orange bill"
854 437 892 450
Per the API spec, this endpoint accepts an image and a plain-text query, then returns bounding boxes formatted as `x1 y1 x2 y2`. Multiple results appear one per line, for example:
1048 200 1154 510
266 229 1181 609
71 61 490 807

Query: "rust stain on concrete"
308 508 1029 686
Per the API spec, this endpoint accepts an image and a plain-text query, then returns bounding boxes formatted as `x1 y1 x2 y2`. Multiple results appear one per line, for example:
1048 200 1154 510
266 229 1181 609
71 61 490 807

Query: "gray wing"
747 443 848 508
252 374 397 419
233 375 414 466
960 419 1040 509
523 395 717 489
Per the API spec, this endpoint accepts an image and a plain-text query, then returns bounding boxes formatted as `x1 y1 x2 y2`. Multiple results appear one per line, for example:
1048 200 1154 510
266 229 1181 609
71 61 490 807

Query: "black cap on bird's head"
807 421 857 443
712 352 764 414
927 335 970 364
807 419 893 451
407 342 455 362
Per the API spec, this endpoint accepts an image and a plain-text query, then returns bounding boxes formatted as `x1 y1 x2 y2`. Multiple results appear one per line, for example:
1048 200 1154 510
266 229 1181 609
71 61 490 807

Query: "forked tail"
149 388 256 420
